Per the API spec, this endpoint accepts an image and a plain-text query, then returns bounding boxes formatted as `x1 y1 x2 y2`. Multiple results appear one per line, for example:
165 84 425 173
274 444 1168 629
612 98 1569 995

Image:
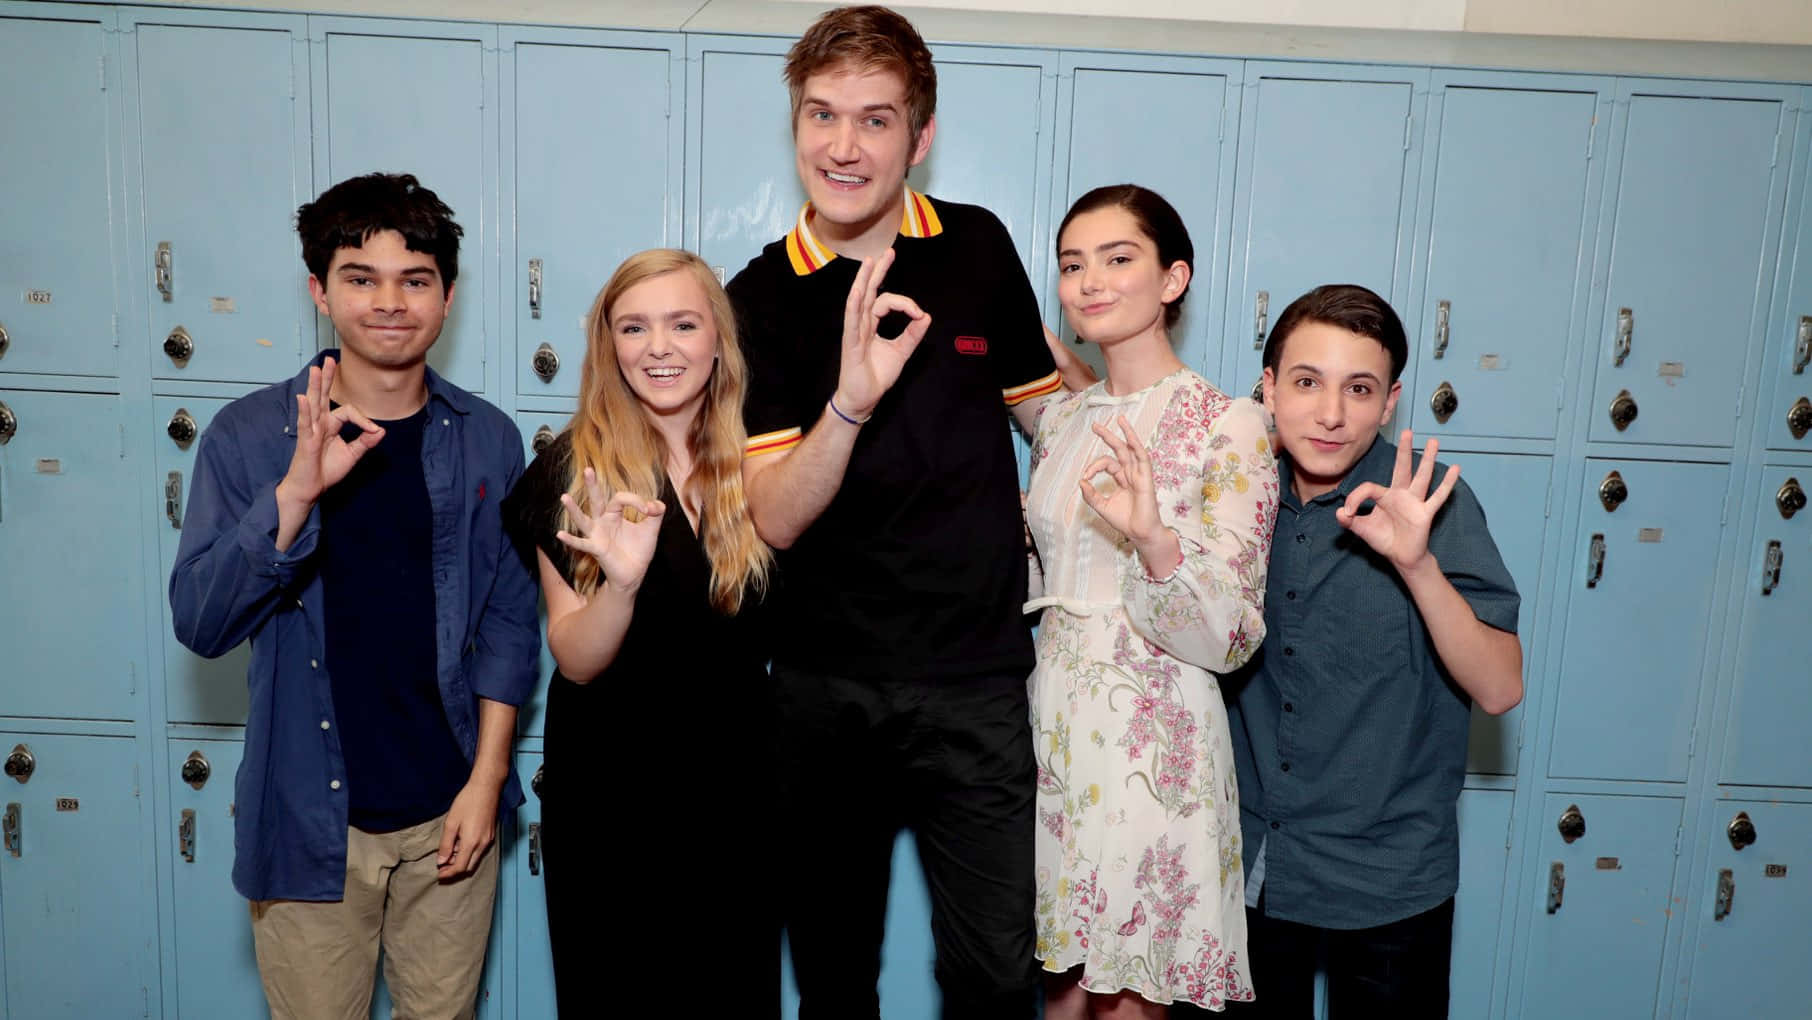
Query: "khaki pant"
249 813 499 1020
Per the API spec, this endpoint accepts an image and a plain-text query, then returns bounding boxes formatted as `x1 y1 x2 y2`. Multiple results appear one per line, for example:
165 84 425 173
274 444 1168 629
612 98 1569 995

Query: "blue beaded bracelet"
828 396 870 426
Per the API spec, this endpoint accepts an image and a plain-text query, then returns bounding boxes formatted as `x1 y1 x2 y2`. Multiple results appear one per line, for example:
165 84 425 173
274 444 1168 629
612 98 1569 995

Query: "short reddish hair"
784 5 937 139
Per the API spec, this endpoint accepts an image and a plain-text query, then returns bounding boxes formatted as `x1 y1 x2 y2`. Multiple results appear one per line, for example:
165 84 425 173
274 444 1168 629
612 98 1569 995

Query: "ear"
1260 365 1278 415
1161 260 1191 304
307 275 331 317
442 279 457 309
908 114 936 169
1381 378 1403 428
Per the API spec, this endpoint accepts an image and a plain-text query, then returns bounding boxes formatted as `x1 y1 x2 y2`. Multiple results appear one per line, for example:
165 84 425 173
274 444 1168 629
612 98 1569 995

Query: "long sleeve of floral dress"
1116 390 1276 672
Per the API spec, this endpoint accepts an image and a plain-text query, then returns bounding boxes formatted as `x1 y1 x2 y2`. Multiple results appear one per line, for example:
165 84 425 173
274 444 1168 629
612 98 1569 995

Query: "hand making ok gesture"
555 467 665 594
832 248 932 421
1335 429 1462 573
276 355 385 508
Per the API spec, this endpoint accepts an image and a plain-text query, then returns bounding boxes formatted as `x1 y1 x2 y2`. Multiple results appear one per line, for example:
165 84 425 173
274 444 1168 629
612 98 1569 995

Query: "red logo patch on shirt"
955 335 988 356
478 482 486 502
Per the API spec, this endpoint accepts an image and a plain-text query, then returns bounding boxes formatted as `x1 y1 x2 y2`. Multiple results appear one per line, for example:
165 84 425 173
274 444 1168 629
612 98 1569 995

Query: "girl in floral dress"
1026 186 1278 1016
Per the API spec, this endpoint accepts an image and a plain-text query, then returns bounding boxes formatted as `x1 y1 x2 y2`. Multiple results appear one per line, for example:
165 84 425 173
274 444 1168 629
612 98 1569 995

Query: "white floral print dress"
1025 368 1277 1009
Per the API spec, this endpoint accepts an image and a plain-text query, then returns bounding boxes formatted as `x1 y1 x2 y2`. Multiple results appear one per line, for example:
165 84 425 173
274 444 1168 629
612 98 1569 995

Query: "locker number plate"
55 798 77 812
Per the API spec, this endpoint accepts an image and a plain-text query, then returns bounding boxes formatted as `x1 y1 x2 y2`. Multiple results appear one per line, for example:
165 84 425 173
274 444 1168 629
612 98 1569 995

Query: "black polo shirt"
729 190 1060 681
1224 436 1521 929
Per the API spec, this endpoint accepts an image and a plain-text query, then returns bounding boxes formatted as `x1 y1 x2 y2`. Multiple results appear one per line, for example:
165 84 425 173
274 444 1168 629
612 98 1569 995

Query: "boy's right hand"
833 248 931 420
275 355 384 512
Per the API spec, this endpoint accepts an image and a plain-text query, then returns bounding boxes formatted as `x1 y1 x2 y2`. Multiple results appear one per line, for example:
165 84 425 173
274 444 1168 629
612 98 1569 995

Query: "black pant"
773 664 1038 1020
1203 893 1453 1019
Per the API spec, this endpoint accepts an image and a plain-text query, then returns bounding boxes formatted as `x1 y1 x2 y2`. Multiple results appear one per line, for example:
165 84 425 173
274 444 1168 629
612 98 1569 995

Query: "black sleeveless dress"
501 433 777 1017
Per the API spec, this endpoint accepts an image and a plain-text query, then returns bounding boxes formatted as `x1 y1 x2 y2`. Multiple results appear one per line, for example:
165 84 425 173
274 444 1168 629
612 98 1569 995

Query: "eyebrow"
801 97 900 115
334 262 438 278
1057 239 1142 259
1289 362 1383 386
614 308 705 323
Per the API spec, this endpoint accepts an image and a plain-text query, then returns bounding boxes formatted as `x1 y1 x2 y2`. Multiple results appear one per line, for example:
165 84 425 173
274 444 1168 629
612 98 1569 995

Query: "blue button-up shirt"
1225 437 1519 929
170 351 540 902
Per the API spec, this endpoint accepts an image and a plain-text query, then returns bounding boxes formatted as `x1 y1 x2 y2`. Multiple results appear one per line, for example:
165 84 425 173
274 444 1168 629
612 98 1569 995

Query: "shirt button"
1280 762 1291 772
1270 820 1281 830
1283 702 1295 713
310 659 319 669
1285 591 1296 600
329 779 341 790
1283 647 1294 657
1295 533 1306 543
442 418 450 426
320 720 330 731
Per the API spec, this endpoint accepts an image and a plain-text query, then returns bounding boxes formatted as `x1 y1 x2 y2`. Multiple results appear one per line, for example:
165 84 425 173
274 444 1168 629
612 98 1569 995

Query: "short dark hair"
1057 184 1194 329
1263 284 1408 383
296 173 462 295
785 5 937 139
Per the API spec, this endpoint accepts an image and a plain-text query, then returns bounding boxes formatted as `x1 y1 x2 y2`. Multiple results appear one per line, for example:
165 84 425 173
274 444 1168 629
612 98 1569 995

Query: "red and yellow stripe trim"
784 188 944 276
745 426 803 457
1003 370 1063 407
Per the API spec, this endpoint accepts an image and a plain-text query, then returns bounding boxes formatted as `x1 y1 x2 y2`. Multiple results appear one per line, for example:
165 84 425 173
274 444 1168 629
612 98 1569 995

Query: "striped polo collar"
784 187 944 276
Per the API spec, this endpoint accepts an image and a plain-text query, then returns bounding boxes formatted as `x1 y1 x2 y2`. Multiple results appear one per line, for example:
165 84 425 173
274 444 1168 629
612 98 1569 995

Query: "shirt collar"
1278 432 1395 511
784 187 944 276
295 348 472 416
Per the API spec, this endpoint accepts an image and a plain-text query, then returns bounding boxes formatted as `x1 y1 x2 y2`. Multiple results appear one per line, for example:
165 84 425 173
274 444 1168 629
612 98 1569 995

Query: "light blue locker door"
129 14 313 384
1057 57 1240 378
509 751 554 1018
1450 788 1511 1020
1683 799 1812 1019
0 733 150 1019
686 40 797 283
157 396 253 725
1411 81 1600 439
0 12 118 378
1719 465 1812 787
1447 451 1551 775
1518 793 1682 1019
313 20 495 395
167 738 264 1017
513 409 572 737
1588 89 1787 447
1550 459 1727 781
507 33 681 398
0 390 143 720
1224 68 1424 400
1765 107 1812 450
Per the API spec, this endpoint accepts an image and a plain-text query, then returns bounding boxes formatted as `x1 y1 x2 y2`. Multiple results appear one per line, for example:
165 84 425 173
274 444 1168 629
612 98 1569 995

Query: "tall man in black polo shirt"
728 7 1075 1018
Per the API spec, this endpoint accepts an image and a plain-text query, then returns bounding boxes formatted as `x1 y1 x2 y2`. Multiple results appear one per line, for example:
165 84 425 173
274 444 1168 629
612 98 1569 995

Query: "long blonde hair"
563 249 771 613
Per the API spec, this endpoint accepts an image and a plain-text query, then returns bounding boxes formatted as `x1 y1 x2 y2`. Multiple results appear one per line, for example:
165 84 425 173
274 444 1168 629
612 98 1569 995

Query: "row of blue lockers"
0 1 1809 1017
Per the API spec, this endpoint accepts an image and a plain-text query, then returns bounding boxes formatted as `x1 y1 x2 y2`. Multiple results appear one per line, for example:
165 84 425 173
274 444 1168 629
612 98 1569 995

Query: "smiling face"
308 228 452 374
610 269 718 428
1262 320 1402 502
793 63 935 257
1056 205 1189 351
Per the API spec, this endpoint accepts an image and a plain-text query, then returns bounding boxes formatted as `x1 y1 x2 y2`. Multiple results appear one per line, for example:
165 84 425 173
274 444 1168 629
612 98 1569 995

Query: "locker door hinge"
1543 474 1553 518
1585 115 1594 159
1735 382 1745 421
142 985 150 1017
1554 377 1565 411
287 64 296 100
127 661 136 698
99 53 107 91
1673 824 1683 857
111 312 120 348
1503 808 1515 850
1403 113 1413 151
1772 130 1781 168
1720 489 1730 526
1686 722 1698 760
119 423 127 459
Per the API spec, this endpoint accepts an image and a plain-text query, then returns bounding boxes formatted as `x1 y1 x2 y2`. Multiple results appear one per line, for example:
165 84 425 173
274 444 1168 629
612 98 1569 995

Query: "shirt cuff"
236 481 319 583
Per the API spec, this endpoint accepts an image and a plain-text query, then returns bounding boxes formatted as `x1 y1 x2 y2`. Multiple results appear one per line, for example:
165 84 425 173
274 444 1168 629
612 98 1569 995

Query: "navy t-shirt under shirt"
320 405 470 833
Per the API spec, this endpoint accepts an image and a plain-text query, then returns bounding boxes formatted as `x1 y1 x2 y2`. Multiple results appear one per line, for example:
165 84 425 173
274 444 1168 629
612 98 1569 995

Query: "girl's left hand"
1079 415 1163 547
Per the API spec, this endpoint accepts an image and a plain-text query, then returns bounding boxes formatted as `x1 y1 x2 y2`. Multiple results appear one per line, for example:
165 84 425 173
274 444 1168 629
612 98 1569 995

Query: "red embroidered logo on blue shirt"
955 336 988 356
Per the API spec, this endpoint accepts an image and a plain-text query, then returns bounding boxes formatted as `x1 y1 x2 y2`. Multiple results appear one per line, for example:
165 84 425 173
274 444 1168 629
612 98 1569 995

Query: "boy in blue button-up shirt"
1222 284 1522 1018
169 173 539 1020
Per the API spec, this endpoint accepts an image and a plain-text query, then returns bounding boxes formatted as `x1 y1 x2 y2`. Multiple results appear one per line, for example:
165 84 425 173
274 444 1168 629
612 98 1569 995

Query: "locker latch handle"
1432 300 1450 359
1253 290 1269 350
1762 540 1783 596
528 258 543 320
3 803 19 857
1795 315 1810 375
166 471 184 530
0 321 10 359
1586 534 1605 588
532 342 560 383
1546 861 1565 914
155 242 174 303
1714 868 1735 921
528 821 542 877
1613 307 1632 366
178 808 196 864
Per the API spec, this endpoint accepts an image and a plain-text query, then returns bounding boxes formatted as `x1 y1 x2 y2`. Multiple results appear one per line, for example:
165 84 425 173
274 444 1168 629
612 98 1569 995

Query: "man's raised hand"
1335 429 1461 573
833 248 931 421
